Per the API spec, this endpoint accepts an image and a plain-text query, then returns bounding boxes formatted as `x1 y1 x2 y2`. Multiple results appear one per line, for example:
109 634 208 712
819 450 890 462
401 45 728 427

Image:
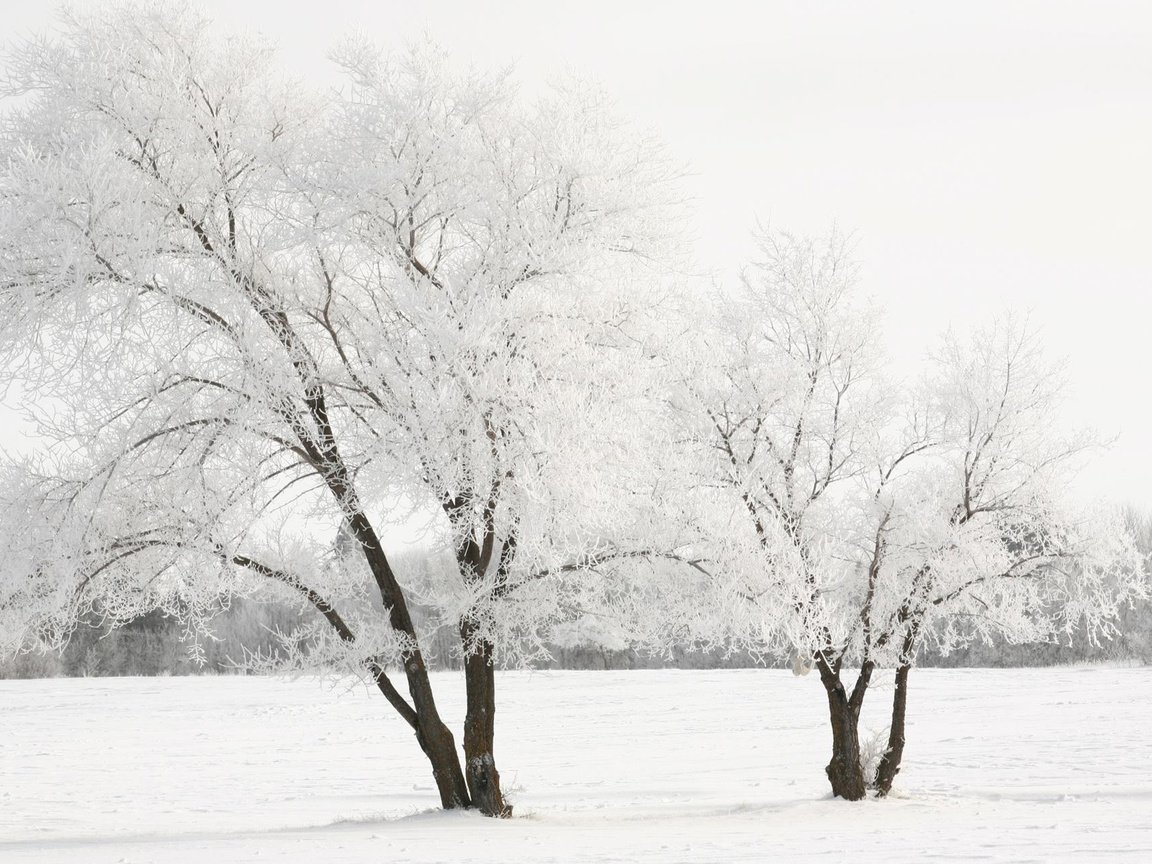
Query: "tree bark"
412 710 471 810
816 655 868 800
460 619 511 817
290 385 474 814
874 661 911 797
347 511 471 810
446 491 513 818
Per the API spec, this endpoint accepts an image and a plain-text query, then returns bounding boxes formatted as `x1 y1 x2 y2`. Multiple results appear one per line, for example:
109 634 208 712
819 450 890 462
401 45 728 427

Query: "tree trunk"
824 687 867 800
410 690 472 810
346 511 471 810
253 287 472 811
874 661 911 797
460 620 511 817
816 656 868 800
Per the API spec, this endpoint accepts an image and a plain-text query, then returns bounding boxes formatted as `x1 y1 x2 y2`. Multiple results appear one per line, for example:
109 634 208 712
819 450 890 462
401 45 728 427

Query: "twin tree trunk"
814 614 920 801
367 594 507 817
815 654 913 800
343 503 508 815
365 596 507 817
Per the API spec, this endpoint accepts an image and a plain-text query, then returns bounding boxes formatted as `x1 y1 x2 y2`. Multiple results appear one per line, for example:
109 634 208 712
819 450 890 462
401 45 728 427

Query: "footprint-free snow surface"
1 667 1148 862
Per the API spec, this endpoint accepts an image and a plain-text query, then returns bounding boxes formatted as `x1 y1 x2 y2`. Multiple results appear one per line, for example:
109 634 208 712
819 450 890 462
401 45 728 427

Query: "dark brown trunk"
875 661 911 797
824 688 867 800
409 693 471 810
816 655 868 800
460 620 511 817
345 511 470 810
447 495 514 818
253 284 470 811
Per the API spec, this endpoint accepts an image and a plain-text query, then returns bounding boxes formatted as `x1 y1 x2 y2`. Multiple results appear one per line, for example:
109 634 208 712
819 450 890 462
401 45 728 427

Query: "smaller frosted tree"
681 226 1146 800
666 227 888 797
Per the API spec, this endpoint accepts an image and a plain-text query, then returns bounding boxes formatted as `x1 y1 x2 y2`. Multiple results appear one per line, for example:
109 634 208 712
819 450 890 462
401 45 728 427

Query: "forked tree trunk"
460 621 511 817
816 657 868 800
874 661 911 797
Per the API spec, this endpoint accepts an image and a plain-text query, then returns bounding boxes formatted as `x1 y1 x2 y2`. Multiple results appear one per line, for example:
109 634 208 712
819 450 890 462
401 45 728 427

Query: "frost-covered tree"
660 228 883 797
0 5 678 816
680 229 1145 800
683 228 889 799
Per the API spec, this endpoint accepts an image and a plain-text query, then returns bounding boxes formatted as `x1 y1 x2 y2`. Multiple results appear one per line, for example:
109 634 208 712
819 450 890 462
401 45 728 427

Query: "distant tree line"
7 505 1148 678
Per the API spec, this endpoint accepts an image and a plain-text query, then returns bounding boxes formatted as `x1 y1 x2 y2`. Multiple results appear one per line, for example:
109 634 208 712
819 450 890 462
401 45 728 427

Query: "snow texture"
1 667 1148 862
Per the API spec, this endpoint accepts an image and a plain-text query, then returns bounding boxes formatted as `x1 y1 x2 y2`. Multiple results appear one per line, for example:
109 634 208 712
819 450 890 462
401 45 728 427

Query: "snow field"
1 667 1149 862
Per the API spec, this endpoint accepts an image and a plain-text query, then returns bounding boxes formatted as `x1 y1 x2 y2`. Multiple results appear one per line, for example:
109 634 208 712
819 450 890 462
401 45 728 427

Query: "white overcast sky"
3 1 1151 507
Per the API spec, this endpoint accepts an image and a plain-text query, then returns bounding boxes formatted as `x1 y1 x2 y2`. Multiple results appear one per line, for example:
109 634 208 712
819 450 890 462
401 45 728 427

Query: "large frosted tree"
0 5 677 815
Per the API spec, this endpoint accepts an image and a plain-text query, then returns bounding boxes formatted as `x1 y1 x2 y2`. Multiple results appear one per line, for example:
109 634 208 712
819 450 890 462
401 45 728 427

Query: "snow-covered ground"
1 667 1148 862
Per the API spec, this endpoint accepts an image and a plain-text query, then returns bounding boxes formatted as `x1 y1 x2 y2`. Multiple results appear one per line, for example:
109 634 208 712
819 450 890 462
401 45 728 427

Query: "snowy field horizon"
3 667 1149 863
